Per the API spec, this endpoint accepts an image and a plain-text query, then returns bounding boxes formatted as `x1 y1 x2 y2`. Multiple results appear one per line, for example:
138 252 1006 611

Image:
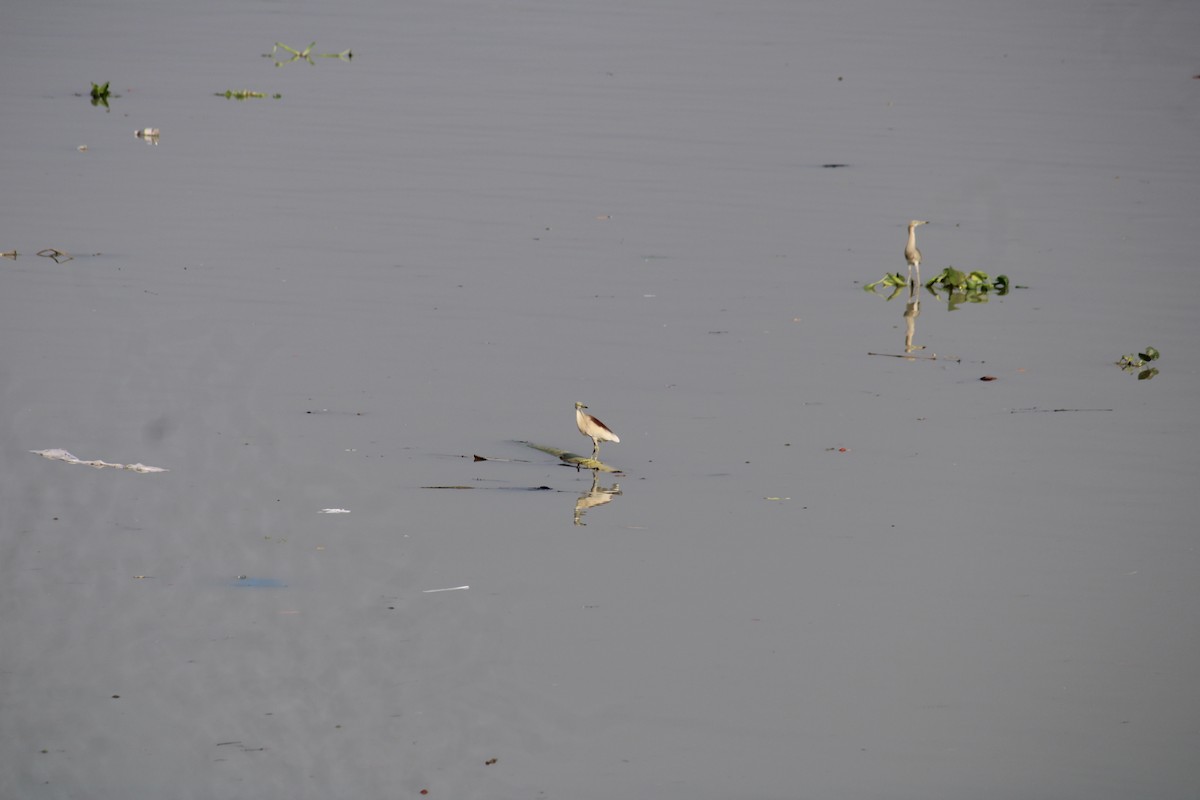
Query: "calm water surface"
2 1 1198 798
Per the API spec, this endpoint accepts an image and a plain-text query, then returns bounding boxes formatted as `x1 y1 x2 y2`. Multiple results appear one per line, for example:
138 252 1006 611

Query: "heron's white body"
905 220 929 287
575 402 619 458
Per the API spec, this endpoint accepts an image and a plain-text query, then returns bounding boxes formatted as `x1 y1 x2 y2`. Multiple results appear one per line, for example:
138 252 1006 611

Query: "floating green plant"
86 81 115 108
925 267 1009 294
216 89 282 100
269 41 353 66
864 268 1013 306
863 273 909 292
1116 347 1160 380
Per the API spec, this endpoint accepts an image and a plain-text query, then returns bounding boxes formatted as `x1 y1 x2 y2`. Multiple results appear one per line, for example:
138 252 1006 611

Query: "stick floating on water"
867 351 958 362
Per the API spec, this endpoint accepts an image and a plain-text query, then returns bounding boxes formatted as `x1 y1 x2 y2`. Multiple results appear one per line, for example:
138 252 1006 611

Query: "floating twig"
37 248 73 264
519 441 621 473
1009 407 1113 414
867 351 958 362
270 41 353 66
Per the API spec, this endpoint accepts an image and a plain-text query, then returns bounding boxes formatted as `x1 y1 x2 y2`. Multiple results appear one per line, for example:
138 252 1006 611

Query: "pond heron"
905 220 929 288
575 402 620 458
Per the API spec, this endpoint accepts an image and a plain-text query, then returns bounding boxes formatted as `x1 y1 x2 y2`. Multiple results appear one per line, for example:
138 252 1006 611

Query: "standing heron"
905 220 929 288
575 402 619 459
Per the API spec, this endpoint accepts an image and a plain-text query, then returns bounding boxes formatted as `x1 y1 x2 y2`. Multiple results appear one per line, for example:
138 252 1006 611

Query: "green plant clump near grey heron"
864 268 1011 304
924 267 1009 294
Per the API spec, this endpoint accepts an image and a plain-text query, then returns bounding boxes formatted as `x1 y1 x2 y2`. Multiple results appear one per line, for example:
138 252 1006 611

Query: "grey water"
2 0 1199 797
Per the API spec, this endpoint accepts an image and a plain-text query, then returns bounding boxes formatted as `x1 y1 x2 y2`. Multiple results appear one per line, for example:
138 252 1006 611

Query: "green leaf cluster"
88 81 112 108
862 268 1011 305
1116 347 1161 379
863 273 909 292
216 89 282 100
925 267 1009 294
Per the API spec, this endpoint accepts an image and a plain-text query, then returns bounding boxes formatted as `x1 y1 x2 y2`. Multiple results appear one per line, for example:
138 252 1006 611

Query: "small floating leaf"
1116 346 1162 379
217 89 274 100
864 273 907 291
941 267 966 287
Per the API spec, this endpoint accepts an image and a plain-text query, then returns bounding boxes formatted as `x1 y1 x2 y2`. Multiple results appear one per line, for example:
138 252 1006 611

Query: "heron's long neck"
907 226 917 250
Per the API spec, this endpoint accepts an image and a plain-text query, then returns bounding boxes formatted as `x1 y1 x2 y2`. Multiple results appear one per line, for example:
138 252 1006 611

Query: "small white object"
30 449 167 472
319 508 351 514
423 586 469 593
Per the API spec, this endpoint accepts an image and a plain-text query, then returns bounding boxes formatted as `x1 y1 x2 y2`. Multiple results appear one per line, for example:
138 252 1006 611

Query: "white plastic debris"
31 449 168 473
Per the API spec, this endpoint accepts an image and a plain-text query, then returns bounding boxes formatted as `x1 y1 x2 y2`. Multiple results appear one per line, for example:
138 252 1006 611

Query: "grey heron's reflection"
573 469 622 526
903 281 924 354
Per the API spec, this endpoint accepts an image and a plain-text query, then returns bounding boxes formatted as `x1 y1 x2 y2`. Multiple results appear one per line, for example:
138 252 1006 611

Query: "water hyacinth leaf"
1138 368 1159 380
941 267 966 287
864 273 907 292
1141 347 1160 361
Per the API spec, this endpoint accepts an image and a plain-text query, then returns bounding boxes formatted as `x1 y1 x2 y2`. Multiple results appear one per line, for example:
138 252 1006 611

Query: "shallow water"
3 0 1199 798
